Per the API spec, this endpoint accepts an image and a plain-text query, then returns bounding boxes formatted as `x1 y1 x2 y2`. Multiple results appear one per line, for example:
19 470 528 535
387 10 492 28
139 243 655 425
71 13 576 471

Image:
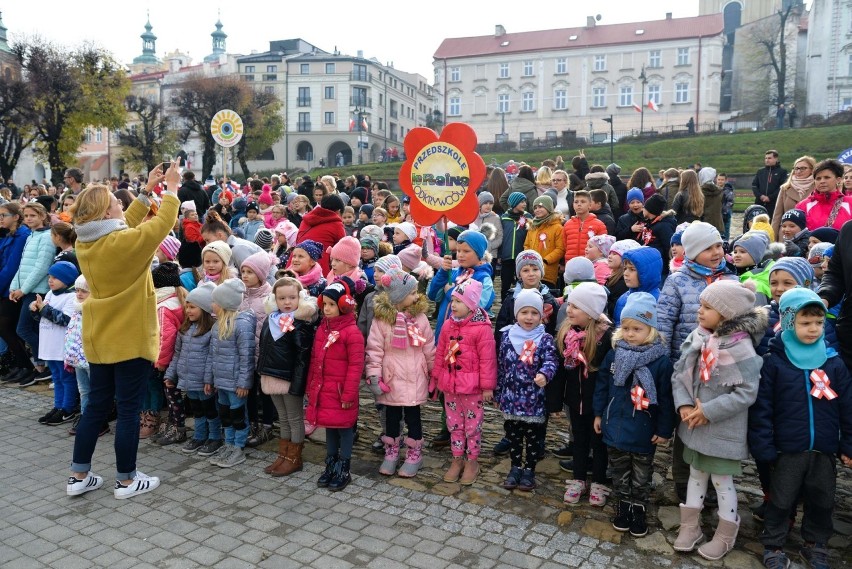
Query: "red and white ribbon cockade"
279 315 295 334
630 385 650 410
520 340 536 365
810 369 838 400
407 323 427 347
773 321 781 333
324 330 340 350
700 346 716 383
445 340 461 364
539 232 547 250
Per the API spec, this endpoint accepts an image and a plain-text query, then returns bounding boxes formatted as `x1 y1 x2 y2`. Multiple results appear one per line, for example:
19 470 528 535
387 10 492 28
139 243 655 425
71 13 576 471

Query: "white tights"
685 466 739 522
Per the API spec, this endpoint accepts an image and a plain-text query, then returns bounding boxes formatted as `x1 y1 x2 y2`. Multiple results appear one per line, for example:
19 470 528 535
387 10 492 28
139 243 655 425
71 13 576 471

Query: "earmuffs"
317 279 356 314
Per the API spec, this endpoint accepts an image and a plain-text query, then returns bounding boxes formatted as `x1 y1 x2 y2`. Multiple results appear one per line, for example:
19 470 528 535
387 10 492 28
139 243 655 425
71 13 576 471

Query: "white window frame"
450 67 460 82
677 48 689 66
592 87 606 108
554 89 567 110
497 93 510 113
324 111 334 125
523 60 534 77
448 97 461 116
556 57 567 74
675 82 690 103
594 55 606 71
522 91 535 111
649 50 661 68
499 63 510 78
648 84 661 105
619 86 633 107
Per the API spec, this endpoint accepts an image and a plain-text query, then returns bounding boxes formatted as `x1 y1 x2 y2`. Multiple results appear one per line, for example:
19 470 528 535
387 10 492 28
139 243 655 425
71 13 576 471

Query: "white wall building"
806 0 852 115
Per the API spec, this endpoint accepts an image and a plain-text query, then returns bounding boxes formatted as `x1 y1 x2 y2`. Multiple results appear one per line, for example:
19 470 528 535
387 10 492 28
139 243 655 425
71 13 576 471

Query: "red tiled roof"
130 70 167 81
434 14 724 60
91 155 108 171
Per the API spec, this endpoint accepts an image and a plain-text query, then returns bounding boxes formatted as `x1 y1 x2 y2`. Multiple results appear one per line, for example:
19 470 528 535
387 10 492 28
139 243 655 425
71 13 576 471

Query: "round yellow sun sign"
210 109 244 148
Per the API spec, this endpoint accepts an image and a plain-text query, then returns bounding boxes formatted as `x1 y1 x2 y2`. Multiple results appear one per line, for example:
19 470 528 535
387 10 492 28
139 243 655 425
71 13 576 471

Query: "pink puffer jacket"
796 190 852 231
431 307 497 395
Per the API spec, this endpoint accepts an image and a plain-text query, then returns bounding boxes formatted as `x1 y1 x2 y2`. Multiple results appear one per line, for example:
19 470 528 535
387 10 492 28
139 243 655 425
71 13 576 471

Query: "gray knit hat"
514 288 544 318
515 250 544 278
681 221 722 260
186 281 215 314
212 278 246 311
566 282 608 321
563 256 596 283
381 269 418 305
254 228 274 251
699 281 755 320
374 254 403 276
733 231 770 264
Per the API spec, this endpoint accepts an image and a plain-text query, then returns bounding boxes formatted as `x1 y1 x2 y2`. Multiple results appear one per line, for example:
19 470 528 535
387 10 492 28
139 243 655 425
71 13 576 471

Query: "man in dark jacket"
751 150 788 215
178 171 210 217
607 163 628 214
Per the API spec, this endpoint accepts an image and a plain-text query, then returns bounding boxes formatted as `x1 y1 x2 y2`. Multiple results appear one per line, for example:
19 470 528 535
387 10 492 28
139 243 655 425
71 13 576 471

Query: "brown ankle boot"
443 457 464 482
271 441 304 477
460 458 480 485
265 439 289 475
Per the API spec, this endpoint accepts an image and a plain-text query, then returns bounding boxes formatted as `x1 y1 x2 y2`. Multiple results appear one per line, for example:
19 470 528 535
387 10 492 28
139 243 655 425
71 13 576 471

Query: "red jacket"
156 294 184 370
293 207 345 275
431 308 497 395
562 213 607 261
305 312 365 429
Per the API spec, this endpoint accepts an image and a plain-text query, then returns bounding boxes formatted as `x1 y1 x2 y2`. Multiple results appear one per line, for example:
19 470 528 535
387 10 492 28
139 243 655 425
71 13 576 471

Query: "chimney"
586 16 596 28
357 50 364 59
666 12 672 20
495 24 506 37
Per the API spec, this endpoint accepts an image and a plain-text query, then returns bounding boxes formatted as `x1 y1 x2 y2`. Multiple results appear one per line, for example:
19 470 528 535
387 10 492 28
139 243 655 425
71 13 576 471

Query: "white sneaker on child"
563 479 586 504
589 482 611 507
67 472 103 496
114 472 160 499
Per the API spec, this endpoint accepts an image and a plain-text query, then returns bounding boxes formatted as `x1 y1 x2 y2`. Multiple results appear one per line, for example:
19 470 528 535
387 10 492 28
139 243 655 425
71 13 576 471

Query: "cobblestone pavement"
1 385 850 569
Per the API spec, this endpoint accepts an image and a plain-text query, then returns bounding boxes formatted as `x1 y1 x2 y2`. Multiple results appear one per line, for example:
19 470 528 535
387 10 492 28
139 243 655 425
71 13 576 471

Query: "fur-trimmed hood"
584 171 610 188
715 306 769 346
373 290 429 325
264 290 318 322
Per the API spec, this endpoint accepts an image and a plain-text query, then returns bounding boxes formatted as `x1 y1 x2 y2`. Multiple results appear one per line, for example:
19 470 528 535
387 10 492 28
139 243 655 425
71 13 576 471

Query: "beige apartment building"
433 13 726 144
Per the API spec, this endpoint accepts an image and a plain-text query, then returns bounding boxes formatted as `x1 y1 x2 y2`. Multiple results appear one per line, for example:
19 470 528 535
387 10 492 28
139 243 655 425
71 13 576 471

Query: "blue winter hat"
48 261 80 287
779 287 827 370
232 197 247 212
457 229 488 260
780 209 807 231
824 245 835 258
620 292 658 329
670 231 683 246
508 192 527 209
771 257 814 289
626 188 645 205
295 239 324 261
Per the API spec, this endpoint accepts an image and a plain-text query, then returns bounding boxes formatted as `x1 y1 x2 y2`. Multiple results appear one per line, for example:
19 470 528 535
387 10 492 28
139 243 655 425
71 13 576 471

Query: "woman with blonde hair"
65 162 181 500
535 166 553 195
672 170 705 225
770 155 815 241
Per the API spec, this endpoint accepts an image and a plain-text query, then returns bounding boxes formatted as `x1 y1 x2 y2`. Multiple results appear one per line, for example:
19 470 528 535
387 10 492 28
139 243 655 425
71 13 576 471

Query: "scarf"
393 240 412 255
204 272 221 283
789 176 814 199
391 313 427 349
74 218 128 243
684 258 728 280
155 287 177 304
781 329 828 370
504 323 545 357
296 263 323 287
326 266 363 283
530 212 557 229
453 268 474 286
269 310 296 341
562 327 590 376
612 339 666 405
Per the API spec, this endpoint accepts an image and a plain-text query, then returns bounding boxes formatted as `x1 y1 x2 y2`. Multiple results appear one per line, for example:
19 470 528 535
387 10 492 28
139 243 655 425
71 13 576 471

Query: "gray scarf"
612 339 667 405
74 219 128 243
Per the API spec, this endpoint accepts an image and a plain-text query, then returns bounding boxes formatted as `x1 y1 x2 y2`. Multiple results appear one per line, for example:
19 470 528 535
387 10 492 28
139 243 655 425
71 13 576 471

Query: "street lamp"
602 115 614 164
354 106 366 165
639 65 647 135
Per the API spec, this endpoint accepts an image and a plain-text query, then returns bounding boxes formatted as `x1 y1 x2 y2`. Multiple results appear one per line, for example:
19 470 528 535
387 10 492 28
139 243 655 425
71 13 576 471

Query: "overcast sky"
3 1 704 79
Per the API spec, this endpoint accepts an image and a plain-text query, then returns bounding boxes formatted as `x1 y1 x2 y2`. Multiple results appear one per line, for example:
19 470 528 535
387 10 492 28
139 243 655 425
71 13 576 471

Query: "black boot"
629 503 648 537
328 458 351 492
612 500 633 532
317 455 336 488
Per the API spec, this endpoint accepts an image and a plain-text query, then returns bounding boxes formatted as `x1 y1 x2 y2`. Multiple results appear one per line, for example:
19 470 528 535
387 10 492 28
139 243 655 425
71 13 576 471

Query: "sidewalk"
0 384 849 569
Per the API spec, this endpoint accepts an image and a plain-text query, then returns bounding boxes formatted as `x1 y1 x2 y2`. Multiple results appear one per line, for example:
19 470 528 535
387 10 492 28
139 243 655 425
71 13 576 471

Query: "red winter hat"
220 190 234 204
329 236 361 267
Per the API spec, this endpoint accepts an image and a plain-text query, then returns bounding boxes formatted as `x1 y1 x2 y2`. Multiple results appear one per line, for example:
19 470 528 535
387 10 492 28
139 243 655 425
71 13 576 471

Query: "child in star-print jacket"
495 289 558 492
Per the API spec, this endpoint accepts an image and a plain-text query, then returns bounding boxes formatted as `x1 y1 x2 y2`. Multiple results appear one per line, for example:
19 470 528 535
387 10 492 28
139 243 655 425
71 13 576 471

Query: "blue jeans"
15 293 40 362
71 358 151 480
141 368 164 413
47 359 78 412
75 367 90 413
217 389 249 448
187 390 221 441
326 427 355 460
722 212 732 242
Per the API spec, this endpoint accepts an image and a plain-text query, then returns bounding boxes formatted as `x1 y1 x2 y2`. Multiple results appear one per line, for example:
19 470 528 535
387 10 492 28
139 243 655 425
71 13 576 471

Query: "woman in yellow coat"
66 161 181 500
523 196 565 287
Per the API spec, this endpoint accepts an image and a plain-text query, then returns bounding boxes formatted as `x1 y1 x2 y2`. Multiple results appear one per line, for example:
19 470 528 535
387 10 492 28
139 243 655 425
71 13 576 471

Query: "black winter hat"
644 193 667 217
321 193 345 213
152 262 182 289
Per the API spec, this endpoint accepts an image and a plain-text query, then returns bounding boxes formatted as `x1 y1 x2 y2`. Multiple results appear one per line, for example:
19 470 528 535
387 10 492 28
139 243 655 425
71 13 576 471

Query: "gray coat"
205 311 256 391
166 324 212 392
672 309 766 461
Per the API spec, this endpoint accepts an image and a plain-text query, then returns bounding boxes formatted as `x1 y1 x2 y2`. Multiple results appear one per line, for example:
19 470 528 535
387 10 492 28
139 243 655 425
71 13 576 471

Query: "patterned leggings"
505 419 546 470
444 393 484 460
164 385 186 428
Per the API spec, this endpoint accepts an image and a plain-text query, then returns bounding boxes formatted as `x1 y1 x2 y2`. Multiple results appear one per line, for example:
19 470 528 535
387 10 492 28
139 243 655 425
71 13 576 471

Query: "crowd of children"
4 161 851 569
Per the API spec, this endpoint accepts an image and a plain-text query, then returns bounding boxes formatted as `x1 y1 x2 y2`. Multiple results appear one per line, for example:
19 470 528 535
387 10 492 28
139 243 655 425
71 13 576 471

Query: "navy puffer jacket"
593 347 675 454
749 334 852 463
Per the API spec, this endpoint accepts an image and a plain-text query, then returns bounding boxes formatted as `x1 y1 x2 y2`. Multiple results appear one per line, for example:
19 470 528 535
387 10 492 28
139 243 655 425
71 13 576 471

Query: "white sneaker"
67 472 103 496
216 446 246 468
114 472 160 499
208 444 234 465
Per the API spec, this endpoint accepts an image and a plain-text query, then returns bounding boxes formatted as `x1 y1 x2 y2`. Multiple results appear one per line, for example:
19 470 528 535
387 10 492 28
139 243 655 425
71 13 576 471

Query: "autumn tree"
235 90 283 178
13 38 129 184
118 94 177 173
0 73 36 180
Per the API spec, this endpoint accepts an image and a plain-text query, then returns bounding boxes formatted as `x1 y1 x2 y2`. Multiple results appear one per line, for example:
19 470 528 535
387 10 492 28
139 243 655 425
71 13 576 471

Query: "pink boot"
397 438 423 478
379 436 401 475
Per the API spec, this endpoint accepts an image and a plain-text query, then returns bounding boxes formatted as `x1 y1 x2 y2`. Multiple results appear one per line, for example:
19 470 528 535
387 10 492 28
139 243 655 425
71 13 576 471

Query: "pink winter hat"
273 220 299 247
397 243 422 271
258 184 274 206
159 236 181 261
452 279 483 313
241 251 276 282
329 236 361 267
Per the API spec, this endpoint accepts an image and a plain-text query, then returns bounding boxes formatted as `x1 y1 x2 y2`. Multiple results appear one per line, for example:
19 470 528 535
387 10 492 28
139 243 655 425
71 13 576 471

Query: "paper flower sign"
398 123 486 227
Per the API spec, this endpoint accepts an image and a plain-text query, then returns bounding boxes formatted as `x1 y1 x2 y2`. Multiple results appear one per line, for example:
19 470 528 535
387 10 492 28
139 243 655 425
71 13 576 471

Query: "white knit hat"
681 221 722 260
567 282 608 321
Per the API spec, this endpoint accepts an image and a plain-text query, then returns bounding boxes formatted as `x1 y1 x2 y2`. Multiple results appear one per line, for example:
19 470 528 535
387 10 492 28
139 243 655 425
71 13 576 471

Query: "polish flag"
348 118 355 131
647 99 659 112
361 117 368 131
632 103 642 113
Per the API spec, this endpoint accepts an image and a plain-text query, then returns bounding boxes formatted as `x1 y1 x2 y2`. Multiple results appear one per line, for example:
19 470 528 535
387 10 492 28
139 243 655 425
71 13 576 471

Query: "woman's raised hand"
164 159 181 190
